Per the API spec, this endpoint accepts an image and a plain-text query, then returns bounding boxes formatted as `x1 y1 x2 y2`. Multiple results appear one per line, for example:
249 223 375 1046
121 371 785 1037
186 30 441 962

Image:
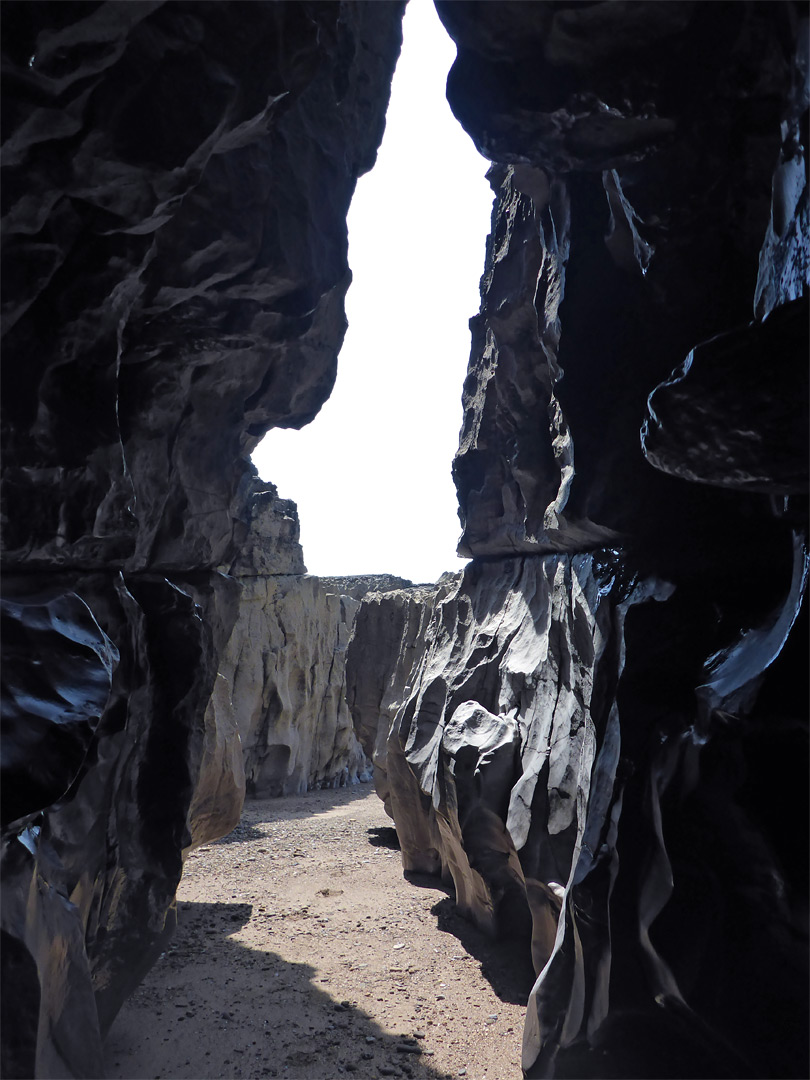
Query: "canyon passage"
103 785 533 1080
1 3 808 1080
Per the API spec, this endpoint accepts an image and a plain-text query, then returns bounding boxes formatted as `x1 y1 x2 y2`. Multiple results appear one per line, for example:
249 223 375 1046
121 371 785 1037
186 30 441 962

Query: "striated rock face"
226 517 416 797
346 574 462 857
348 558 669 942
224 571 369 797
221 488 415 798
348 3 808 1079
222 483 358 798
0 3 404 1077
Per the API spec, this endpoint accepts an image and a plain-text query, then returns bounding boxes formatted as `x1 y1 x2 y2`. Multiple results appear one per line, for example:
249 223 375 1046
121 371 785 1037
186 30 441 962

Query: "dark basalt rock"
1 0 403 574
2 1 807 1078
641 295 809 495
0 3 404 1076
1 588 119 825
350 3 809 1079
445 0 804 562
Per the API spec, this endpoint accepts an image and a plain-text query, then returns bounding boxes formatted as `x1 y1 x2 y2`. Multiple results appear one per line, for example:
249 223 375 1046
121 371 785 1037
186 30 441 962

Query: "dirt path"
104 785 534 1080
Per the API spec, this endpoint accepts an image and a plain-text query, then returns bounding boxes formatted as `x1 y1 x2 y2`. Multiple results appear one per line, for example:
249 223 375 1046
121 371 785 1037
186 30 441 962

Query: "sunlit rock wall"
349 2 808 1078
0 3 405 1077
224 496 413 797
346 574 462 853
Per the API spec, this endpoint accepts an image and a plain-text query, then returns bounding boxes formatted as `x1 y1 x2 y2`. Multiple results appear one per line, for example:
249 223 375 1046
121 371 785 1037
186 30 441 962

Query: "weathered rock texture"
224 571 371 797
348 3 809 1078
0 3 404 1077
225 499 414 797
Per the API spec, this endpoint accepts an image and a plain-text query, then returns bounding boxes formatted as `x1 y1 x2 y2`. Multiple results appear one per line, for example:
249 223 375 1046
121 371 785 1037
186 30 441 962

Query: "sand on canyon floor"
103 784 536 1080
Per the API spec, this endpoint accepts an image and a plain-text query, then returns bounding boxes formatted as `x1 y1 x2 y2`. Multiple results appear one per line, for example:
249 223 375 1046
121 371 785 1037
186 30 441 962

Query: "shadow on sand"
103 900 449 1080
401 869 535 1009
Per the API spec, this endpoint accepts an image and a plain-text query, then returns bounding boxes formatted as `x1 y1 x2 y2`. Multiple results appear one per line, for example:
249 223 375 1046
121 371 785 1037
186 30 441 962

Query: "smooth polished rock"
0 588 119 826
444 1 798 565
345 574 461 868
348 554 672 957
1 569 240 1078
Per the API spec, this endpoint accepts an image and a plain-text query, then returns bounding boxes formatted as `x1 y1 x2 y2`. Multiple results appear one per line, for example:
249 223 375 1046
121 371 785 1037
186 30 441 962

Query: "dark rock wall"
349 3 808 1078
0 3 404 1077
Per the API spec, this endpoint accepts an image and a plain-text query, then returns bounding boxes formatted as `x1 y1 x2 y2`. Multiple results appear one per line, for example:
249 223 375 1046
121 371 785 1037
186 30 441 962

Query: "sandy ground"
103 785 535 1080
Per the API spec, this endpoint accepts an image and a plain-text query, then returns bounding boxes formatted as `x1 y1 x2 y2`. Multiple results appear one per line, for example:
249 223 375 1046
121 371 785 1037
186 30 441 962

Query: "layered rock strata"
348 3 809 1078
0 3 404 1077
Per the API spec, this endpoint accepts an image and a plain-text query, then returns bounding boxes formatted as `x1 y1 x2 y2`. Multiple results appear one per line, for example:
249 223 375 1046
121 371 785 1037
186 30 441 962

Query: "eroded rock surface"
0 3 405 1076
220 490 415 798
2 2 807 1079
349 3 809 1078
225 562 417 799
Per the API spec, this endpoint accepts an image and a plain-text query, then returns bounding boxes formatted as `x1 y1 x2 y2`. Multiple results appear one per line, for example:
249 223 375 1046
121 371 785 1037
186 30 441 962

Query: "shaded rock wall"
349 3 808 1078
0 3 405 1077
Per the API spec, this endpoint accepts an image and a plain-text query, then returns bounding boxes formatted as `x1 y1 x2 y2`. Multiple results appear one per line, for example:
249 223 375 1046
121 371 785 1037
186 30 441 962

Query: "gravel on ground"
103 784 535 1080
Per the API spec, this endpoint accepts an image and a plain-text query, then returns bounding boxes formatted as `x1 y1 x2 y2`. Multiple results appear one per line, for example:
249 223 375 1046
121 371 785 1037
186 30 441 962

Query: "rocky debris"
320 575 420 600
349 3 808 1078
0 3 405 1076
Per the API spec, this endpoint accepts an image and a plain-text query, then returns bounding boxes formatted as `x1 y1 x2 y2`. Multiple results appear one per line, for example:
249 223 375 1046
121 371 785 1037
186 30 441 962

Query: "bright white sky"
252 0 493 583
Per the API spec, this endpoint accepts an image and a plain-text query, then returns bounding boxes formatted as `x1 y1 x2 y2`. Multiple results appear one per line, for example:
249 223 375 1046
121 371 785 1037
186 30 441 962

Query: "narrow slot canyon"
1 3 807 1080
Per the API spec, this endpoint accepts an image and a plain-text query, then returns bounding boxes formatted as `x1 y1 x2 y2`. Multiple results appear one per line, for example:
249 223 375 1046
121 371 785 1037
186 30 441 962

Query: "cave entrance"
251 0 492 586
